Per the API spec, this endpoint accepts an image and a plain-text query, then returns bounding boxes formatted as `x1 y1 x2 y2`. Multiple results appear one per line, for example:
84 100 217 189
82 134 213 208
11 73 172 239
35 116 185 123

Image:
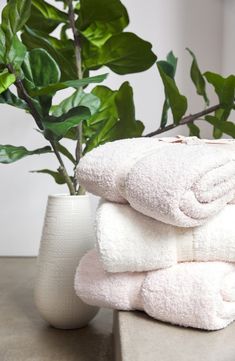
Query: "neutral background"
0 0 233 255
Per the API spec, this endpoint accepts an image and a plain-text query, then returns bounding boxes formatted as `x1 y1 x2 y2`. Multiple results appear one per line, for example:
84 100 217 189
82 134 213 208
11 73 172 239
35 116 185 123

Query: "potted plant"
1 0 235 329
0 0 157 329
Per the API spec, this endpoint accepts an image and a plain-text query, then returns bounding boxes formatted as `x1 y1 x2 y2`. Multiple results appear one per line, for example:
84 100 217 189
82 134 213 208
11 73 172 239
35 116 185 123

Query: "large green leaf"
205 115 235 138
43 106 91 139
7 35 27 69
79 0 129 47
30 73 108 96
186 48 209 105
85 82 144 152
110 81 144 138
0 145 51 164
83 32 157 74
22 48 61 116
0 89 29 110
88 85 118 126
157 61 187 124
30 168 73 185
22 48 61 89
51 89 100 117
0 70 16 94
204 72 225 98
21 27 77 81
26 5 61 34
84 86 119 150
0 26 6 63
160 51 178 128
204 72 235 121
1 0 31 48
32 0 67 22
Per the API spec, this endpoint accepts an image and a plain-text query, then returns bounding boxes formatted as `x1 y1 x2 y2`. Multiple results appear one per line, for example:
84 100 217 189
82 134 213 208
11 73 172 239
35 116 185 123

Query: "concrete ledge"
113 310 235 361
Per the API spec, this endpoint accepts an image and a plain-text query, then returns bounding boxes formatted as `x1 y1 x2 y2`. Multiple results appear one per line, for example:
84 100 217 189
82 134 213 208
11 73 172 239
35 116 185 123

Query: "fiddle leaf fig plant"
1 0 235 195
0 0 156 195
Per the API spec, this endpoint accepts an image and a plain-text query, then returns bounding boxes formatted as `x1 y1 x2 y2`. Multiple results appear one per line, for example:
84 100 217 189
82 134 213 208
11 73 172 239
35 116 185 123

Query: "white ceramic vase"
34 194 99 329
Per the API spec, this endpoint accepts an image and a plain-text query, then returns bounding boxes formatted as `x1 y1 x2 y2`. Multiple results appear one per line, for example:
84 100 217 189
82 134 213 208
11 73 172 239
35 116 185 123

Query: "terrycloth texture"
77 137 235 227
75 250 235 330
96 201 235 272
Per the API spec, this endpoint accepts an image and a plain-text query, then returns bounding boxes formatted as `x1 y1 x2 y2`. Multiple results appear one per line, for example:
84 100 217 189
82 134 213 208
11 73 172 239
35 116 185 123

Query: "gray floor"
0 258 113 361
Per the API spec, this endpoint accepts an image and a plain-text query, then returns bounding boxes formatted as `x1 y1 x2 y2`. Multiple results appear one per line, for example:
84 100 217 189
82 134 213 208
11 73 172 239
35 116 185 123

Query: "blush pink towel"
77 137 235 227
75 250 235 331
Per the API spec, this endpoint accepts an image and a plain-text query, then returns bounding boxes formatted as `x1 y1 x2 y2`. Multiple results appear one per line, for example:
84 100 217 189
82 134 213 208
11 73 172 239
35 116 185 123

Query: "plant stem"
67 0 85 194
7 64 43 130
7 64 76 195
50 141 76 195
145 104 221 137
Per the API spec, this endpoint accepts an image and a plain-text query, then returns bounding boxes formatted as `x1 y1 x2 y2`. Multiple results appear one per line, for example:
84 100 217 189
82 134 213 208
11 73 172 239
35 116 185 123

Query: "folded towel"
75 250 235 330
77 137 235 227
96 201 235 272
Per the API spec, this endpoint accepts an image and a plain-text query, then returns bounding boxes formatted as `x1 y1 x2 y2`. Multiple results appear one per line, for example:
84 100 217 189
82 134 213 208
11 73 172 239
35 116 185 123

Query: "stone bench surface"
113 310 235 361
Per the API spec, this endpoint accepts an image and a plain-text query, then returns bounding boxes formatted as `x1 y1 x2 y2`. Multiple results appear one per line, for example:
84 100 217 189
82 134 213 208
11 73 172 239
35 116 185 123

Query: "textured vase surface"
35 194 98 329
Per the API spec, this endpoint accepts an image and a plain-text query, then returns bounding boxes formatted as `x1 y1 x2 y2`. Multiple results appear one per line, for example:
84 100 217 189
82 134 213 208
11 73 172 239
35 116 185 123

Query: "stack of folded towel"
74 136 235 331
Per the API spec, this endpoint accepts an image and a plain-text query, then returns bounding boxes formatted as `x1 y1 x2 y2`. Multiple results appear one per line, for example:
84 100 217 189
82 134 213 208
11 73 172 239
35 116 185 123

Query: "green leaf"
0 70 16 94
1 0 31 48
157 61 187 124
22 48 61 89
186 48 209 106
7 35 27 69
213 109 224 139
204 72 225 98
43 106 91 139
160 51 178 128
31 73 108 96
82 85 118 147
205 115 235 138
0 26 6 63
166 51 177 73
213 127 223 139
85 82 144 152
51 89 100 117
204 72 235 121
83 32 157 75
31 0 67 22
60 24 69 41
56 143 76 165
79 0 129 47
0 145 51 164
30 168 72 185
187 122 200 137
22 48 61 116
26 5 62 34
88 86 118 125
21 26 77 81
110 81 144 137
0 89 29 110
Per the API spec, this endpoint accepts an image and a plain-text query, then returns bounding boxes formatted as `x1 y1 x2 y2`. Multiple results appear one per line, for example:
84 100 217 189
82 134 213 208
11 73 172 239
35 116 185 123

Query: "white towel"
75 249 235 330
77 137 235 227
96 201 235 272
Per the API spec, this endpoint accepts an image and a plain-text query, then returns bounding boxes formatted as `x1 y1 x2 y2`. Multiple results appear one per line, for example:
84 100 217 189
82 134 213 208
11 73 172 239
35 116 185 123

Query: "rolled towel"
77 137 235 227
96 200 235 272
75 249 235 330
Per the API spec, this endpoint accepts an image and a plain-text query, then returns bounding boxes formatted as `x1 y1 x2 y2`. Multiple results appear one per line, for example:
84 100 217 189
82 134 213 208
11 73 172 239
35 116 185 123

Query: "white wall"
0 0 228 255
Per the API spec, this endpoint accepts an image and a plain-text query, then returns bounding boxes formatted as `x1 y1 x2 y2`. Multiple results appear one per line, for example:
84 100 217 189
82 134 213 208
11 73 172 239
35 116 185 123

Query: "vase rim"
48 193 89 199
